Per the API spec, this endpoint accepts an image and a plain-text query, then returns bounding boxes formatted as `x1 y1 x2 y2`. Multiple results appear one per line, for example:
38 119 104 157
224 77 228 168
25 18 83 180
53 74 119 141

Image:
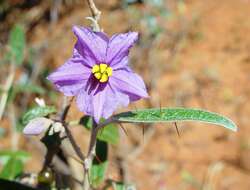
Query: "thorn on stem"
159 100 163 116
133 103 138 111
94 154 102 165
119 123 128 137
142 124 145 143
174 122 181 138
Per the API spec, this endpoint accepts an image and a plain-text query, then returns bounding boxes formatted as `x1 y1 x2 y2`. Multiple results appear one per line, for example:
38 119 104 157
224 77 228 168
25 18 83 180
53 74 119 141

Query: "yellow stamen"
106 67 112 76
94 72 102 80
100 64 108 73
100 73 108 83
91 64 113 83
92 65 100 73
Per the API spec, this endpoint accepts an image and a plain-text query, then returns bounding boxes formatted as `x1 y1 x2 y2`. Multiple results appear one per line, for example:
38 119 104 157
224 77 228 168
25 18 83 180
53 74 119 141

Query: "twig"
60 97 74 121
64 123 85 161
65 153 85 165
0 64 18 151
59 97 85 161
86 0 101 20
9 104 19 150
41 97 84 174
82 118 115 189
85 0 101 31
83 121 98 190
0 64 15 120
50 0 62 25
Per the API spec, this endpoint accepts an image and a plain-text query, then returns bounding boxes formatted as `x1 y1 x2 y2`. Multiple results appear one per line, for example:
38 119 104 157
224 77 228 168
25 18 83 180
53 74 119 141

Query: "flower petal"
23 117 53 136
73 26 108 63
76 84 129 122
111 56 131 71
47 58 91 96
107 32 138 66
73 41 96 67
110 68 148 101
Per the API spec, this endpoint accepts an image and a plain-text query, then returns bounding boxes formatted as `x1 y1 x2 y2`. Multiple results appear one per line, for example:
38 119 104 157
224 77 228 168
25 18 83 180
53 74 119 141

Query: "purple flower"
47 26 148 122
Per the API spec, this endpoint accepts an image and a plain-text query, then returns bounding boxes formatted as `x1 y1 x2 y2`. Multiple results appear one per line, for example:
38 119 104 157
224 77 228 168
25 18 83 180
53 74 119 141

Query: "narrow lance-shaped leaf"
113 108 237 132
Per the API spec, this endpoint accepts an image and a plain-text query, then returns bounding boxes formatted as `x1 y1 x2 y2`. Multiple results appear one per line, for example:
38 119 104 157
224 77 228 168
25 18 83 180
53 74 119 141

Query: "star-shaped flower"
47 26 148 122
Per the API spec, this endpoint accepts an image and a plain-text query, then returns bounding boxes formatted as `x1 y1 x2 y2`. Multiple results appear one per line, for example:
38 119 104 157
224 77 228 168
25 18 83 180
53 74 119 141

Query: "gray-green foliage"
113 108 237 131
22 106 56 125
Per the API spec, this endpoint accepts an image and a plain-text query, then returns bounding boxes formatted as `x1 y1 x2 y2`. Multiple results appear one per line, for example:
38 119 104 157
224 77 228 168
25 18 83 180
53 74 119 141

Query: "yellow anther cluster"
92 64 113 83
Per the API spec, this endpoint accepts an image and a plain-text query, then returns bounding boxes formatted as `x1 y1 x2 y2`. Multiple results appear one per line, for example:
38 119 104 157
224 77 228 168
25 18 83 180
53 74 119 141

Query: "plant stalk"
83 120 98 190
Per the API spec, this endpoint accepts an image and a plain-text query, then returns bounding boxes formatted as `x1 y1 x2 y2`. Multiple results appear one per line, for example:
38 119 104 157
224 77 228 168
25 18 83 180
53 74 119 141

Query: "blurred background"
0 0 250 189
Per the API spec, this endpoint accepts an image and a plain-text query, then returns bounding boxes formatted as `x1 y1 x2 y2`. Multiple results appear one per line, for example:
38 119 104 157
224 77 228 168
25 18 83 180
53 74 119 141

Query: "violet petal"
107 32 138 66
110 68 148 101
76 84 129 122
73 26 108 63
47 58 91 96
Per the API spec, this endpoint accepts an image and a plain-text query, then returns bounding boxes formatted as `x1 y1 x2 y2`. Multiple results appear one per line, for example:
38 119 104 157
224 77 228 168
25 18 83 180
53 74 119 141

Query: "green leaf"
113 108 237 132
0 157 23 180
90 140 108 188
97 123 119 145
80 116 93 130
91 162 108 188
0 150 30 162
21 106 56 125
81 116 119 145
9 24 25 65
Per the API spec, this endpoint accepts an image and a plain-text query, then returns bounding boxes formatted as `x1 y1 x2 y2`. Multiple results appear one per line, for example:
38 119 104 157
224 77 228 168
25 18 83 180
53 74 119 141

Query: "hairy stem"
85 0 101 31
0 64 15 120
86 0 101 20
64 123 85 161
59 97 85 161
60 97 74 121
83 120 98 190
0 64 18 151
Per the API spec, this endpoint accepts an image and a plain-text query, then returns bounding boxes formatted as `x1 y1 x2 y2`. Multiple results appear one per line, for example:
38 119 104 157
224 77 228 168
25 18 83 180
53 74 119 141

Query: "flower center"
91 63 113 83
